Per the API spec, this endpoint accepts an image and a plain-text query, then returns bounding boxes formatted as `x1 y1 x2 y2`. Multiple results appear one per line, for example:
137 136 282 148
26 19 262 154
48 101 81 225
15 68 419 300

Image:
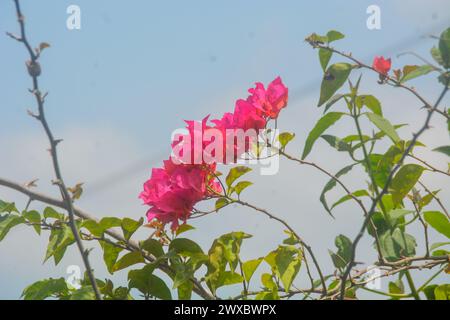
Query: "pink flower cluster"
140 77 288 230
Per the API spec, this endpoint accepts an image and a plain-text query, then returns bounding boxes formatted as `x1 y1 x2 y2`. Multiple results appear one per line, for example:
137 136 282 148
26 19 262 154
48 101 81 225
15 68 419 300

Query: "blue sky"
0 0 449 299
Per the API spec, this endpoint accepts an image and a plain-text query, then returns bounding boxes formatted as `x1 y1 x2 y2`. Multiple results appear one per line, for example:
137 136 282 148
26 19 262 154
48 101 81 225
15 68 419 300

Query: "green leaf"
265 246 302 292
302 112 345 159
433 145 450 157
43 207 63 220
365 113 400 143
423 284 438 300
226 166 252 187
0 200 18 213
319 164 355 216
390 164 425 206
330 234 352 269
23 210 41 235
423 211 450 239
318 63 352 107
277 132 295 148
355 95 382 116
321 134 352 153
234 181 253 196
438 27 450 68
387 209 414 226
101 241 123 274
326 30 345 42
177 280 193 300
0 214 25 241
215 198 229 211
44 224 75 265
81 219 103 237
242 258 263 283
99 217 122 230
215 271 243 288
389 279 405 294
434 284 450 300
331 190 370 210
112 251 145 272
170 238 204 257
319 48 332 72
140 238 164 257
430 241 450 251
175 224 195 236
380 229 417 261
323 94 346 113
128 265 171 300
400 65 435 83
70 286 96 300
21 278 68 300
121 217 143 241
431 47 444 66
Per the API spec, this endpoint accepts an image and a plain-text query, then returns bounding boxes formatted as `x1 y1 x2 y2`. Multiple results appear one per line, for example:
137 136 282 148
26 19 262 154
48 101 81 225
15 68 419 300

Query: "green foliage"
390 164 425 206
423 211 450 239
365 113 400 143
318 63 352 107
329 234 352 270
319 164 355 216
128 264 172 300
21 278 68 300
264 245 302 292
302 112 346 159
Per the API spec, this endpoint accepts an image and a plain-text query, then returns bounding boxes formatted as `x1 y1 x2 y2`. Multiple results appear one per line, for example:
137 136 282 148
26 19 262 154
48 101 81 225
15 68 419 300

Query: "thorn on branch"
26 109 40 120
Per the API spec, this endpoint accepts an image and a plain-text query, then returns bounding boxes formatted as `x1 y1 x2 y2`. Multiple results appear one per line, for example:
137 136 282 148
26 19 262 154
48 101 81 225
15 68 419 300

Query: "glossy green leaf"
128 265 171 300
434 284 450 300
438 27 450 68
302 112 345 159
318 63 352 107
424 211 450 239
319 164 355 216
170 238 204 256
433 145 450 157
121 217 143 241
265 246 302 292
0 214 25 241
101 241 123 274
242 258 263 283
331 190 370 210
365 113 400 143
21 278 68 300
215 198 229 211
140 238 164 258
112 251 145 272
175 224 195 236
319 48 332 72
226 166 252 187
277 132 295 148
390 164 425 206
23 210 41 235
400 65 435 83
355 95 382 116
234 181 253 196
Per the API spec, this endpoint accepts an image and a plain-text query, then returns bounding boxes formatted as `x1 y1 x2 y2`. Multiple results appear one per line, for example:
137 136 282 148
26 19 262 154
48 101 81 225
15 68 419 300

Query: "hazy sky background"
0 0 449 299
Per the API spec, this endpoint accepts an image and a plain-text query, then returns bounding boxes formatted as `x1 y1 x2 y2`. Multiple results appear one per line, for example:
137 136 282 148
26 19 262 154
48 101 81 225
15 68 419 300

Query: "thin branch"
338 79 449 299
0 176 215 300
232 198 328 296
310 42 450 121
9 0 101 300
418 181 449 218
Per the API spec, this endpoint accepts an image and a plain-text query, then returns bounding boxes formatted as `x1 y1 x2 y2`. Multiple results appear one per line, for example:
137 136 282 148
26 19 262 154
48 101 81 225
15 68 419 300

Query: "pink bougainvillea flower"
247 76 288 119
372 56 391 75
139 159 221 230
